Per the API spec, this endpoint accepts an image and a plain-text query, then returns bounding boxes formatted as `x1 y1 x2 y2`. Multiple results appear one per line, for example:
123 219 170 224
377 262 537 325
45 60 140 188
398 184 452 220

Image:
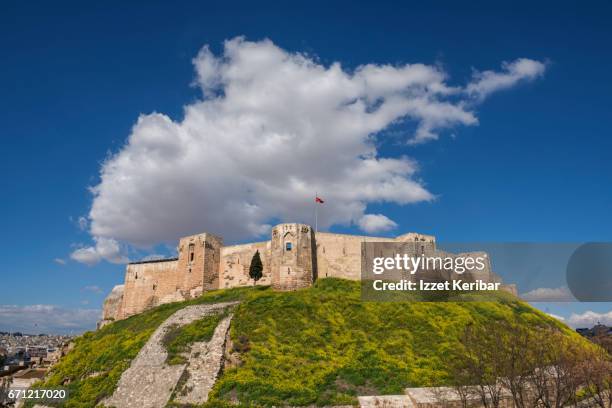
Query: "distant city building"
0 332 72 377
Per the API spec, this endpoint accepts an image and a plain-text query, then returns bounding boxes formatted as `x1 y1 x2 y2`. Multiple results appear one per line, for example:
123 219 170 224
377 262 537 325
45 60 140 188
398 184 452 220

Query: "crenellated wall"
103 224 506 324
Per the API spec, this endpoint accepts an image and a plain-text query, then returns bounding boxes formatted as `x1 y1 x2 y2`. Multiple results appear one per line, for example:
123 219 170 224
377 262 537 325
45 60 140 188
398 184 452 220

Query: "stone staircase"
101 301 238 408
173 314 233 404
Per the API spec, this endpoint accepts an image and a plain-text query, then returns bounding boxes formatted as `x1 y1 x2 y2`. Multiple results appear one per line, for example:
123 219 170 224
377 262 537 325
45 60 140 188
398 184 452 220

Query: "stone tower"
270 223 316 291
177 233 223 294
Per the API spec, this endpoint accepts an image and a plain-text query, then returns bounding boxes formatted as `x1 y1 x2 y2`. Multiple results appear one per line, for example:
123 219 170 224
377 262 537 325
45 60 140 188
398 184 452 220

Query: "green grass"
163 309 229 365
25 286 260 408
27 278 580 407
207 278 575 406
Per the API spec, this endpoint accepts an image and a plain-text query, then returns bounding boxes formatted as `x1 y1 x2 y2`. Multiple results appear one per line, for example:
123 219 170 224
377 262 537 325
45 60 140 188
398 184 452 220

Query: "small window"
188 243 195 263
153 284 157 291
286 242 292 251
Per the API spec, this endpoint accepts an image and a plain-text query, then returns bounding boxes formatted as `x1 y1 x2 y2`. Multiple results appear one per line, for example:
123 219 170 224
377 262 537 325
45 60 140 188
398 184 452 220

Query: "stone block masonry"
101 222 502 324
220 240 271 288
270 223 315 291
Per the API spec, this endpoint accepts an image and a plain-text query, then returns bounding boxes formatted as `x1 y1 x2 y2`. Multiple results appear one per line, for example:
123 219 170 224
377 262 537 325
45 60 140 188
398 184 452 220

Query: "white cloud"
0 305 100 334
83 285 103 294
78 216 88 231
466 58 546 100
521 286 576 302
70 246 99 265
358 214 398 233
69 215 89 231
70 237 128 265
567 310 612 328
73 37 545 263
53 258 66 265
547 313 566 322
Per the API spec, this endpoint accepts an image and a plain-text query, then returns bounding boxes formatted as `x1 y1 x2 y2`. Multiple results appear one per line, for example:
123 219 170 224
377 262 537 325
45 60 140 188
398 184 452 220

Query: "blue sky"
1 0 611 334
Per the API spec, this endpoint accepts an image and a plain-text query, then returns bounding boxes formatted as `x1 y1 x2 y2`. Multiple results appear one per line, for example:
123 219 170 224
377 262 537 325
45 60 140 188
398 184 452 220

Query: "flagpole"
314 192 318 234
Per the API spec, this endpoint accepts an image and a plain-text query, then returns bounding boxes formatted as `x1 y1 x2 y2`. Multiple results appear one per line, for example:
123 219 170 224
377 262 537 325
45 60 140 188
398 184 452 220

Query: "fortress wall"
177 235 205 293
395 232 436 244
271 223 314 290
104 224 509 327
315 232 396 280
453 251 495 282
177 233 223 294
203 234 224 291
102 284 124 320
119 260 180 319
220 241 272 288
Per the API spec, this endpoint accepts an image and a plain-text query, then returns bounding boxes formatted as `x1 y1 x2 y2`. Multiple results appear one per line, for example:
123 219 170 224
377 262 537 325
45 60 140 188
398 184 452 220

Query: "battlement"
100 224 498 324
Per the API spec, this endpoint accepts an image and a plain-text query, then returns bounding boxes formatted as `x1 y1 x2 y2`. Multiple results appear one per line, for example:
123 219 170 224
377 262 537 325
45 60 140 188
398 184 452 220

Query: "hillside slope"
30 279 576 407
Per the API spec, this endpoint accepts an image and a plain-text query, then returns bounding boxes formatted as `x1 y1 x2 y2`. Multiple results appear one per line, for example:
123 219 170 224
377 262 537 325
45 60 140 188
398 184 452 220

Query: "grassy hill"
29 278 578 407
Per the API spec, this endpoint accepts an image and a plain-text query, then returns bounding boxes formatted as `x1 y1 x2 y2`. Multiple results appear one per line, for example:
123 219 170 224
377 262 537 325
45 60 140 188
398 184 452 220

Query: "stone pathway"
358 395 415 408
101 301 238 408
173 314 232 404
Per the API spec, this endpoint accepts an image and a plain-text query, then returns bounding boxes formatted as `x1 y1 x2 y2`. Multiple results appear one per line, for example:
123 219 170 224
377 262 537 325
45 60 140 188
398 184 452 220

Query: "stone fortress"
100 223 506 326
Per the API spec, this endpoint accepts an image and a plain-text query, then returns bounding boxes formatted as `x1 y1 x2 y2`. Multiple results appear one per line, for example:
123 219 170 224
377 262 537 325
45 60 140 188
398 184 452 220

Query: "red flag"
315 196 324 204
